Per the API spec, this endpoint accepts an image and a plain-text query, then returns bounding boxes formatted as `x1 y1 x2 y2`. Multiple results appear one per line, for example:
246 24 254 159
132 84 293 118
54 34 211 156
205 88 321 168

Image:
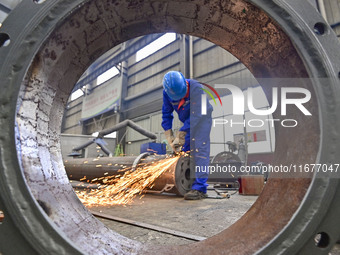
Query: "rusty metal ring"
0 0 339 254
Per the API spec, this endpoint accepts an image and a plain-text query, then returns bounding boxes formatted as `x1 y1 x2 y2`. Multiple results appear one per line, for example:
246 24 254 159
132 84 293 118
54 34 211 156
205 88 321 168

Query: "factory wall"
122 37 260 156
62 96 83 134
62 34 258 157
323 0 340 37
126 40 180 97
61 0 340 157
60 134 116 159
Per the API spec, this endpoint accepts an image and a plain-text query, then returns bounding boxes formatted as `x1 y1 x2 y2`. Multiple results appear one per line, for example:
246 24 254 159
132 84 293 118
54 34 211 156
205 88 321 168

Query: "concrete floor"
88 188 340 254
92 189 255 245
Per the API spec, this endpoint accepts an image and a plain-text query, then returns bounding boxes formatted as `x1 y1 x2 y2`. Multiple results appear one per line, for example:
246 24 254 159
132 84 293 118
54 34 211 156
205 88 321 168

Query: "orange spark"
76 156 179 206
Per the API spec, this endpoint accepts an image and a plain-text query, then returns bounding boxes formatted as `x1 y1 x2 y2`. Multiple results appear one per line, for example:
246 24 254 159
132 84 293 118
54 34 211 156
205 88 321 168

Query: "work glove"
171 131 186 153
164 129 175 147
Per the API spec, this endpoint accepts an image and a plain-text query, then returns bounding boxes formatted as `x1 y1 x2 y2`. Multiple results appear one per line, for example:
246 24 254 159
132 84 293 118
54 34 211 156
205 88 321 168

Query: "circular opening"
20 8 316 252
314 22 327 35
314 232 330 248
8 0 326 254
0 33 10 47
0 210 4 223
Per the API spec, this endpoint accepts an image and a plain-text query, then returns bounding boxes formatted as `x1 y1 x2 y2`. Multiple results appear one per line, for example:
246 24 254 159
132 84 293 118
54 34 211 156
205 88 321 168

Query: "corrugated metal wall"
193 39 240 80
60 34 273 156
62 0 340 156
127 39 180 97
120 36 257 156
62 97 83 134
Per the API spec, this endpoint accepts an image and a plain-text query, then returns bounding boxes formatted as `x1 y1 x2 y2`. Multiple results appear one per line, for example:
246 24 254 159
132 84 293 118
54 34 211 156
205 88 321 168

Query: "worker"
162 71 213 200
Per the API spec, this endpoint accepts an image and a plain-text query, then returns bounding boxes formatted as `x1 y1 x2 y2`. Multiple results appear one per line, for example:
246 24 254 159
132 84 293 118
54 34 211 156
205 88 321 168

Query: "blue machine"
140 143 166 155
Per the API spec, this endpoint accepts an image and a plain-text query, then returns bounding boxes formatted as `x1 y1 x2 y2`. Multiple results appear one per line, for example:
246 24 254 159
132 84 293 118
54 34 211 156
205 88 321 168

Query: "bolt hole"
314 22 327 35
0 33 10 47
338 71 340 79
37 200 52 216
185 168 190 180
0 210 4 223
314 232 330 248
33 0 47 4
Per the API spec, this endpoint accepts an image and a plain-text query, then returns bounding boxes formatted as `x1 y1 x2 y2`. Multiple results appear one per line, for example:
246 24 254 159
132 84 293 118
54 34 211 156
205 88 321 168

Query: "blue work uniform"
162 79 213 193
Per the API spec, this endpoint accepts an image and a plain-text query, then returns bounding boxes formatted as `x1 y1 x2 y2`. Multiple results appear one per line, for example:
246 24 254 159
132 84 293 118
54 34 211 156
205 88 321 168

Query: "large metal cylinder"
147 156 193 196
0 0 340 255
64 155 157 181
65 155 193 196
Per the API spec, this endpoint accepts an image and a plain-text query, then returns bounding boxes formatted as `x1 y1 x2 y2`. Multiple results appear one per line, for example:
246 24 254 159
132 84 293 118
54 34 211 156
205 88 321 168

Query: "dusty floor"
86 188 340 254
91 189 255 245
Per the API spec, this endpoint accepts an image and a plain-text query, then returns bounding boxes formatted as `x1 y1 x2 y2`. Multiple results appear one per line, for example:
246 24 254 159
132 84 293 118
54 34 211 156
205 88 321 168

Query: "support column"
117 42 129 154
179 34 190 78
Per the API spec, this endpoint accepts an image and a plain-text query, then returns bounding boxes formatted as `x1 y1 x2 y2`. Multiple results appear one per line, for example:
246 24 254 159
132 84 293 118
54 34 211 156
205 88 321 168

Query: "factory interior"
0 0 340 254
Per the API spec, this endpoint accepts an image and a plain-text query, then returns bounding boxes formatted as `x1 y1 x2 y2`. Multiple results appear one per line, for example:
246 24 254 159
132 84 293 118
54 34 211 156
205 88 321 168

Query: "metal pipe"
148 156 193 196
98 119 157 140
65 154 192 196
70 119 157 156
96 143 113 156
64 155 160 181
331 22 340 29
70 180 100 189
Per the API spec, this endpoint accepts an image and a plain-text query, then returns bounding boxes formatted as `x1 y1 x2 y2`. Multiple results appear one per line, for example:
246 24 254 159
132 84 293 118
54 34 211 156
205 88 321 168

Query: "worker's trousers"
183 116 212 193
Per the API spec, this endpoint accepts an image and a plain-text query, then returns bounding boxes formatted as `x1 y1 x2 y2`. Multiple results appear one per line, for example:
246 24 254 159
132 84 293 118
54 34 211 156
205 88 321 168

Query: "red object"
178 81 190 110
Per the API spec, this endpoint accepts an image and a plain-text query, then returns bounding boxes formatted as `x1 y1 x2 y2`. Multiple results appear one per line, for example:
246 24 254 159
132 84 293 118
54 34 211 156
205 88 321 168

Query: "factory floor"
87 188 340 254
92 188 254 245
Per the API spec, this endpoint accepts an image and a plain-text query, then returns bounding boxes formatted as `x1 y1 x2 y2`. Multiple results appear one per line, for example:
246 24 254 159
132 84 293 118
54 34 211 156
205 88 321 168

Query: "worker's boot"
184 190 207 200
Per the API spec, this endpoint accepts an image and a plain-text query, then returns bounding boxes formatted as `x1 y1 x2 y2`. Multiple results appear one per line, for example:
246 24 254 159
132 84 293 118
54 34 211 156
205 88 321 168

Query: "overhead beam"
0 3 11 14
72 33 165 93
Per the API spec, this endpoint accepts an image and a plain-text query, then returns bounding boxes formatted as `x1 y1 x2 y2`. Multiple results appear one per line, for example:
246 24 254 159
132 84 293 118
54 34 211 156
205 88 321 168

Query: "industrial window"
97 66 120 85
92 131 116 138
136 33 176 62
70 89 83 101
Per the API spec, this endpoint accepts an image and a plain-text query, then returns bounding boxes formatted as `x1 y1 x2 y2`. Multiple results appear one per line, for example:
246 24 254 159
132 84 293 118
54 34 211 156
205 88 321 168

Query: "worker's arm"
162 90 174 131
162 91 177 151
